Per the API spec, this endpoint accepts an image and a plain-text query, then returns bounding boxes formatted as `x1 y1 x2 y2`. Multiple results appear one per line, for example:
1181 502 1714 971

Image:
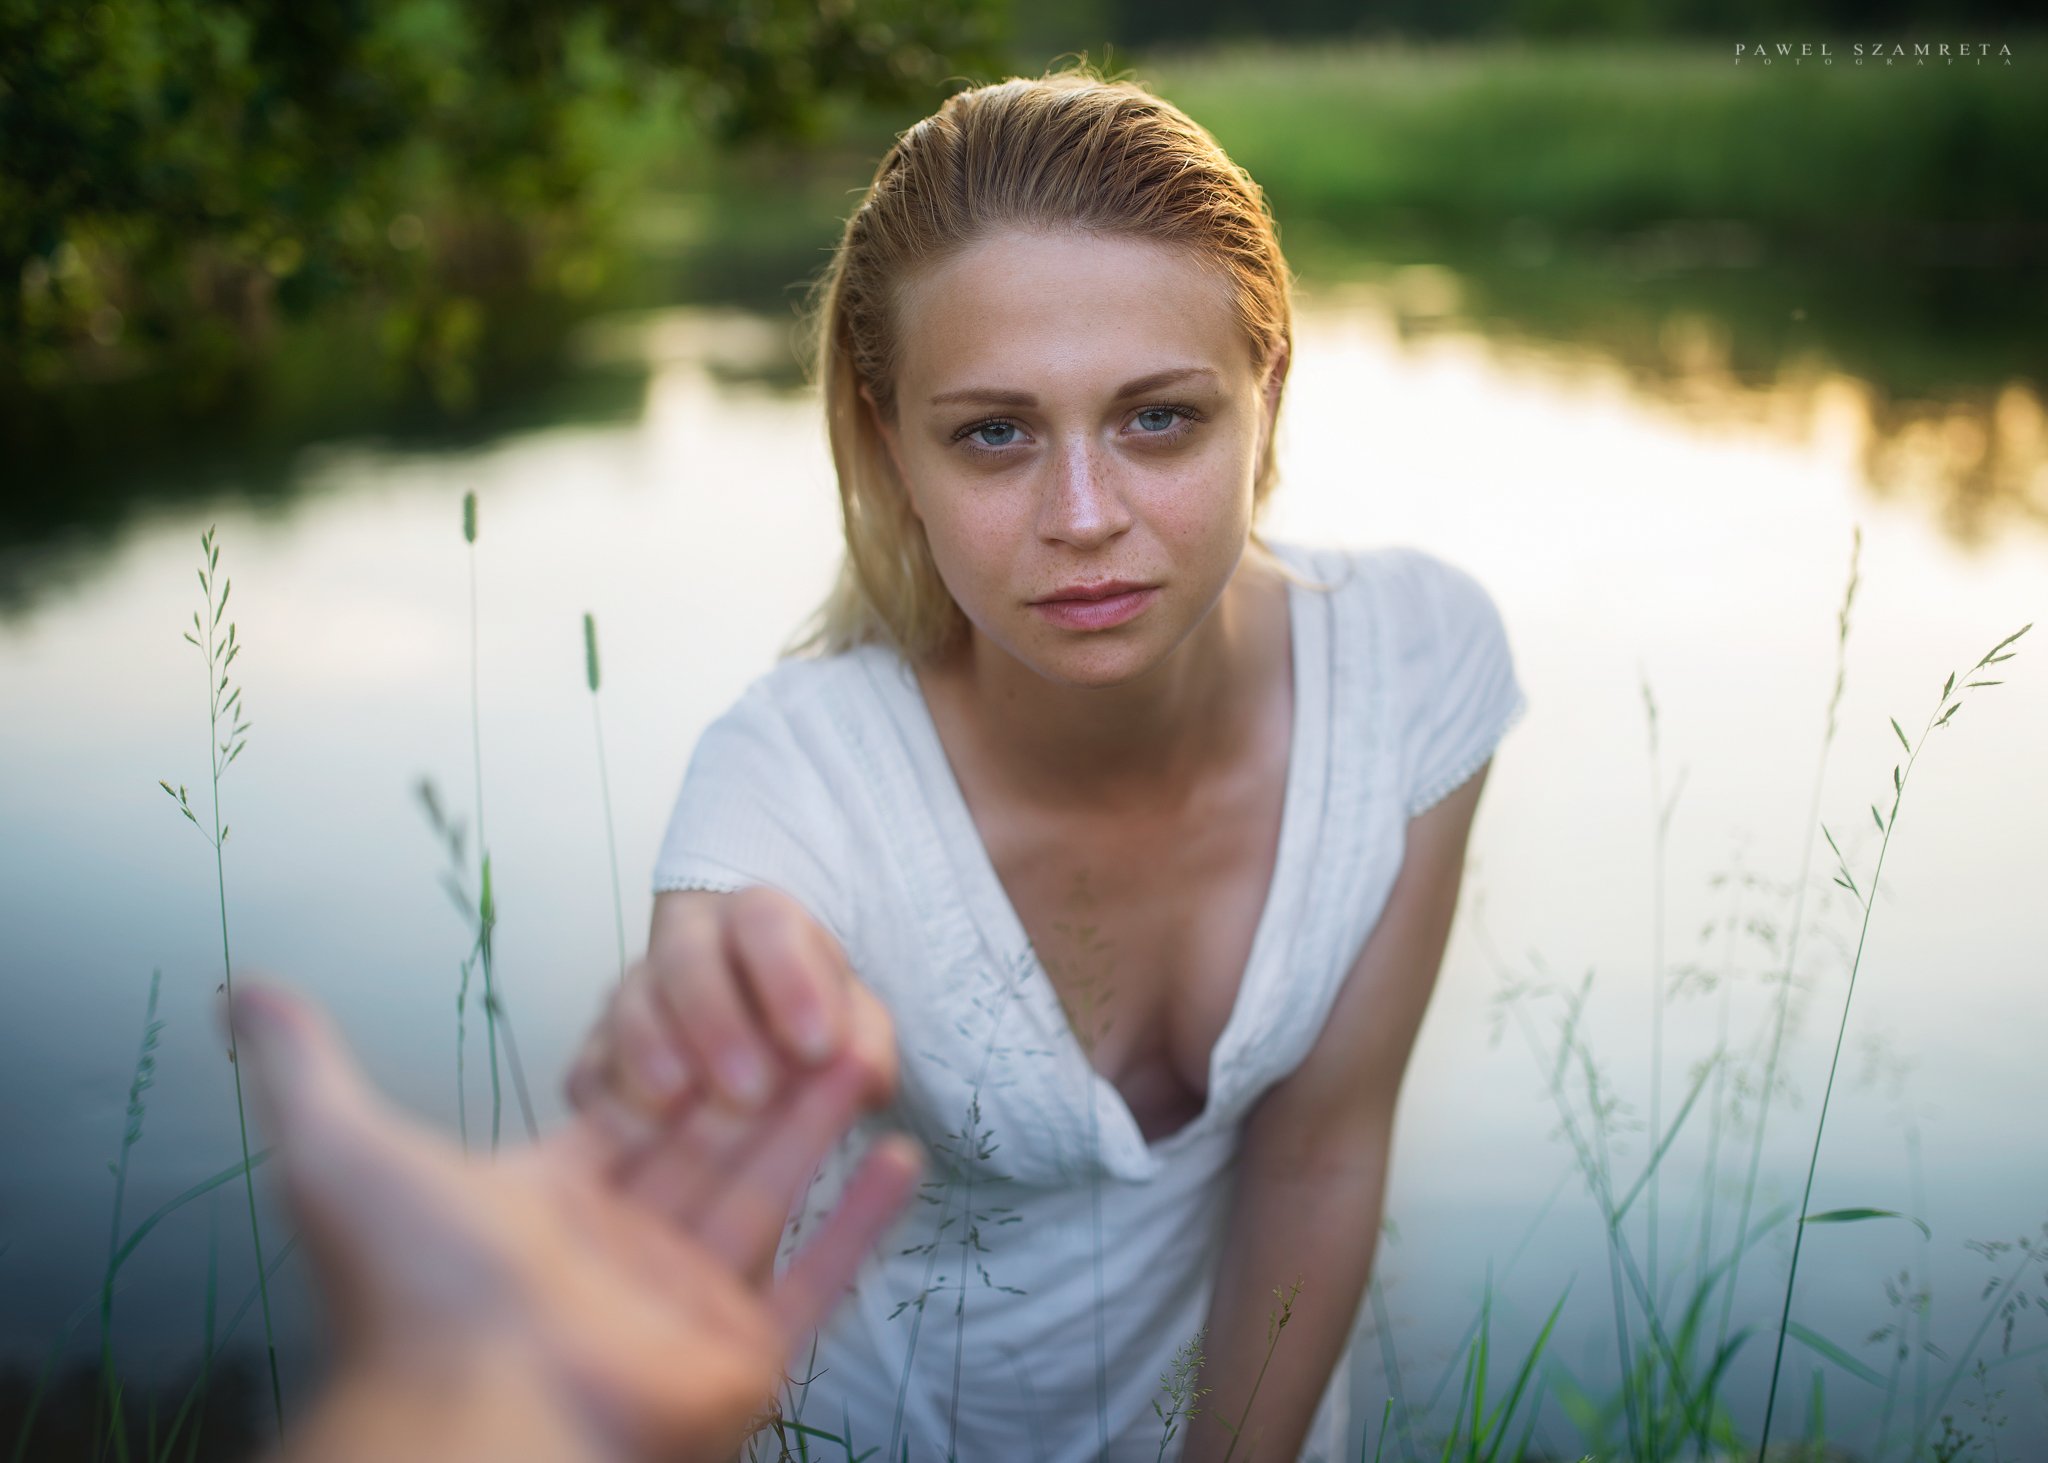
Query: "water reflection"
9 231 2043 629
0 293 649 620
1 292 2043 1459
1311 249 2048 549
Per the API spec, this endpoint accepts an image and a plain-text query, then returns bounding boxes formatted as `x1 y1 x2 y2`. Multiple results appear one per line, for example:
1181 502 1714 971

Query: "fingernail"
720 1048 770 1107
637 1044 687 1100
227 985 279 1044
790 1007 832 1064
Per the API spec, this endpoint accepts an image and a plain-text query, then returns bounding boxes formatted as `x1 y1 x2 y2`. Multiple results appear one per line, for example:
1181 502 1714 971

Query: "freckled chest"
936 698 1292 1146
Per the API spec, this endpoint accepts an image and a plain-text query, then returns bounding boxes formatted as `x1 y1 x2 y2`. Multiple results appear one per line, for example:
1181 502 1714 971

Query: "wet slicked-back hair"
783 60 1304 666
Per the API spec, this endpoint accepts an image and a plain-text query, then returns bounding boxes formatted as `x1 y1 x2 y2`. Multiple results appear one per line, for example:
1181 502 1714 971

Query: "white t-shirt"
652 539 1528 1462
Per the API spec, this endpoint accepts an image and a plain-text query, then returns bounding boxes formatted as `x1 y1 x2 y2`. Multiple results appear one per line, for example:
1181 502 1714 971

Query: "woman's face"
869 227 1285 688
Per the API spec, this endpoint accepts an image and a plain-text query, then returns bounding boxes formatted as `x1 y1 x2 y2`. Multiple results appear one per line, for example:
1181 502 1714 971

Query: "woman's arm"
1181 765 1491 1463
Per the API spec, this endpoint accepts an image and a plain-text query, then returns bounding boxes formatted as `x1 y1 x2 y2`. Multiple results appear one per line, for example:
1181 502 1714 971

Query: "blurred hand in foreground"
228 978 919 1463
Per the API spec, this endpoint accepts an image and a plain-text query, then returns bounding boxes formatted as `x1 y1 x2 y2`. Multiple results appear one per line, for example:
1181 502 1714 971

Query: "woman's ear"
1262 342 1290 421
1255 342 1290 463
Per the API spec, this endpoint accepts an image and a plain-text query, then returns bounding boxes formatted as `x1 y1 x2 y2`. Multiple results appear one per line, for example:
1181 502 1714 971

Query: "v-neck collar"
868 541 1332 1175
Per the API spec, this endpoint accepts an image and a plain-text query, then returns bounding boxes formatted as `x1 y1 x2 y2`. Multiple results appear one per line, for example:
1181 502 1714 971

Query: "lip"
1030 584 1158 631
1033 579 1155 604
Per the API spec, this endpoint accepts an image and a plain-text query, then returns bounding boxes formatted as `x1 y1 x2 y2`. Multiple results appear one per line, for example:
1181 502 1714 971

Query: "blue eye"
1133 405 1204 439
949 404 1205 457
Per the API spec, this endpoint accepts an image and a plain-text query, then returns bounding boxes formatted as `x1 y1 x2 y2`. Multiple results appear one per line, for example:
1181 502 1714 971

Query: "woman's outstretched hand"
230 977 920 1463
565 887 899 1288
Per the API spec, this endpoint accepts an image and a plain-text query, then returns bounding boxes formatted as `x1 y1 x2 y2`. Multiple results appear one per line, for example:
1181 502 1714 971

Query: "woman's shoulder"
666 649 904 846
711 641 897 743
1326 542 1524 817
658 645 901 946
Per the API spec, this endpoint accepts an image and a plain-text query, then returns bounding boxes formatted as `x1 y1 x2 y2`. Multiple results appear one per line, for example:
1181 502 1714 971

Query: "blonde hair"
782 59 1319 666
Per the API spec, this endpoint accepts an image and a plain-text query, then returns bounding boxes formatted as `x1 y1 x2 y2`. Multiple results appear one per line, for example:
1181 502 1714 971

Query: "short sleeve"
1387 548 1529 818
652 676 858 955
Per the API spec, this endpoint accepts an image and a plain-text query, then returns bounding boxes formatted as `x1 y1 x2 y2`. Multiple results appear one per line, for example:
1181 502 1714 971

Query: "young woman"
567 63 1527 1463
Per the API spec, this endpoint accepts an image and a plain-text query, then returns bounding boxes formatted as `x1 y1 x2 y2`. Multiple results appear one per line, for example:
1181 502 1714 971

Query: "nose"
1036 434 1131 549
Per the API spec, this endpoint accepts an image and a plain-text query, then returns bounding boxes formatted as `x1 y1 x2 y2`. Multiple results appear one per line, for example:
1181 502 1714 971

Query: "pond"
2 267 2044 1460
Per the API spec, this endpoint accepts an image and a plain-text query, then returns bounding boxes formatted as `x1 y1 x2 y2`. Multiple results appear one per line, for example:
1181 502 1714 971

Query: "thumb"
219 978 431 1350
220 978 388 1212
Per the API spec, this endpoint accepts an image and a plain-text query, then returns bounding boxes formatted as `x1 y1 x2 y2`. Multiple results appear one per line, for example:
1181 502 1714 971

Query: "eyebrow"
928 366 1220 409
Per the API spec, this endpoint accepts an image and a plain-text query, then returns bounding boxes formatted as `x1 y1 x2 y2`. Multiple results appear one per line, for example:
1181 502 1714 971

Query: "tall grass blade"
1611 1051 1716 1224
109 1151 273 1278
1478 1279 1570 1463
1756 620 2027 1459
583 613 628 983
1808 1366 1826 1452
1802 1207 1930 1240
1435 1322 1476 1463
1785 1321 1888 1390
1713 525 1862 1441
164 528 284 1437
1637 668 1682 1457
1219 1279 1301 1463
96 970 163 1458
178 1200 220 1463
461 491 506 1149
1367 1274 1419 1463
157 1230 304 1463
1465 1274 1490 1460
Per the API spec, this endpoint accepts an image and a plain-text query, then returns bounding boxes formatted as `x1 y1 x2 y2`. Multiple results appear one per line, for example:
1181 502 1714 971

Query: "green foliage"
0 0 1006 392
1420 1271 1567 1463
1460 527 2040 1463
1048 0 2038 52
1147 41 2048 246
1153 1327 1211 1462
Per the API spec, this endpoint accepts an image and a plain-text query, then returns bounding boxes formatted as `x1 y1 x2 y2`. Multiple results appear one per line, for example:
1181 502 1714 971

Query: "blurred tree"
1072 0 2040 45
0 0 1004 400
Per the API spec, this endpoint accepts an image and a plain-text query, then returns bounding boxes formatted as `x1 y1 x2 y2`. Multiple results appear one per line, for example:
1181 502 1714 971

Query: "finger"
839 983 901 1110
689 1059 871 1281
617 1084 781 1228
222 977 381 1170
610 970 694 1116
539 1100 654 1189
563 1019 611 1114
768 1134 922 1350
726 888 846 1070
217 976 423 1310
656 905 779 1110
590 1087 665 1157
230 985 595 1373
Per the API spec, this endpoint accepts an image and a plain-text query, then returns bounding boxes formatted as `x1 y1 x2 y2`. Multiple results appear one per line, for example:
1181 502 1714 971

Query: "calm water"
3 284 2044 1459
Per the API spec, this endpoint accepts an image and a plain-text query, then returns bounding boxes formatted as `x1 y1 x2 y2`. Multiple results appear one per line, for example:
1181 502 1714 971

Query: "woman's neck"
917 552 1290 817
